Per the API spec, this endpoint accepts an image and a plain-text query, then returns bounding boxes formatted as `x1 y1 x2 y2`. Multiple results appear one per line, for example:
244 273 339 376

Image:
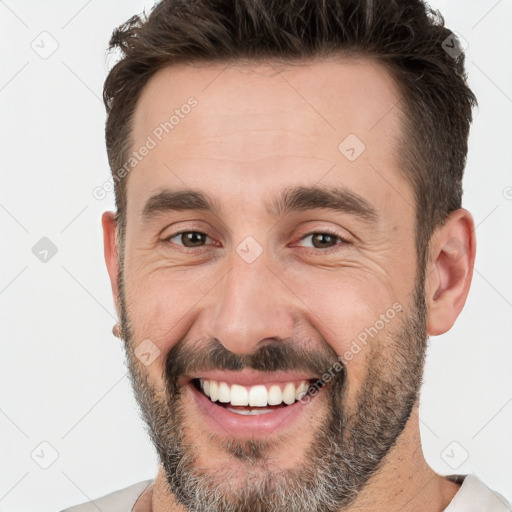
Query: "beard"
117 270 427 512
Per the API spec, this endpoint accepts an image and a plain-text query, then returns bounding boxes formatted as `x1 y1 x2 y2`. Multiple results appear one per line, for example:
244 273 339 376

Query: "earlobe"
101 211 120 315
426 209 476 336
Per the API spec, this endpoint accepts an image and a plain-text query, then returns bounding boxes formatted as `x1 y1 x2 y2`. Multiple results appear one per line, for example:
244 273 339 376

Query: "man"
62 0 510 510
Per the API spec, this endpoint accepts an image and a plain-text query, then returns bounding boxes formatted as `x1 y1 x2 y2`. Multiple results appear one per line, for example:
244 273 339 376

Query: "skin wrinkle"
102 59 472 511
121 286 426 511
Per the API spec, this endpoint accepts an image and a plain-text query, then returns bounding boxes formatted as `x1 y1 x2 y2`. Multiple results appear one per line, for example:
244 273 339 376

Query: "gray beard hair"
120 278 427 512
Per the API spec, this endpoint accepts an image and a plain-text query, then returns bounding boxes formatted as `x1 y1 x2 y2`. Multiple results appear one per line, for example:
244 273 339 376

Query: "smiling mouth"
191 377 318 415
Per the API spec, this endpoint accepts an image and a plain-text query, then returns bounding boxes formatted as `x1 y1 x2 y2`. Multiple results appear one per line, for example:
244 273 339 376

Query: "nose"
203 251 296 355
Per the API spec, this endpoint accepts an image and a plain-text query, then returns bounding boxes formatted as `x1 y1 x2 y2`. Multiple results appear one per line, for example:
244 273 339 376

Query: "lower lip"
187 381 319 437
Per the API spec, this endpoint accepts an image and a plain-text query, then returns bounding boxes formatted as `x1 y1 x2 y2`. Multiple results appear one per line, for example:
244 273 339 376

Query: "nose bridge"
207 250 295 355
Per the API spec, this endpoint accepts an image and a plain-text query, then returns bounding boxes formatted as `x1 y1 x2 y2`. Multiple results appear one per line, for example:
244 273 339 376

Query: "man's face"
116 59 427 511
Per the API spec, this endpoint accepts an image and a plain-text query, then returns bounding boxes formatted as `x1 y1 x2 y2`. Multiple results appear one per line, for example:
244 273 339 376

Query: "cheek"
122 263 219 384
124 255 215 329
281 263 401 336
279 264 404 379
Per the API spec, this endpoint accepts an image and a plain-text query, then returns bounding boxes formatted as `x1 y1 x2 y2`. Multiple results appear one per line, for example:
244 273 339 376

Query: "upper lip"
183 370 317 387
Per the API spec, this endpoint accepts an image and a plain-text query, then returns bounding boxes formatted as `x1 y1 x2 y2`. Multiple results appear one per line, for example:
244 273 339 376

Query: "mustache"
165 337 344 391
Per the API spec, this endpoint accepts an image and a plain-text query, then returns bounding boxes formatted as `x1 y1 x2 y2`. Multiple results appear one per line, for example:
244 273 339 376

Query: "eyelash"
162 229 349 254
295 230 349 254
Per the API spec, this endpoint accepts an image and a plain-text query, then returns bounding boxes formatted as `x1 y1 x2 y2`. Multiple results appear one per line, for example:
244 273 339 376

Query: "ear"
425 208 476 336
101 211 120 316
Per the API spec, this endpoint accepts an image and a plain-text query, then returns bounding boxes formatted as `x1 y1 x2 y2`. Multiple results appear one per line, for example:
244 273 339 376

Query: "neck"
344 408 461 511
141 407 460 512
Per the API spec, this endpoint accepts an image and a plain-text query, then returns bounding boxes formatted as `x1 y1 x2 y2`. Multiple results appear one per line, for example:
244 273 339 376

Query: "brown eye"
166 231 211 248
311 233 338 248
299 232 342 249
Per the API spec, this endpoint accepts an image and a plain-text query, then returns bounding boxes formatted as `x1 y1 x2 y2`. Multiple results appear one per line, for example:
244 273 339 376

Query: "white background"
1 1 511 511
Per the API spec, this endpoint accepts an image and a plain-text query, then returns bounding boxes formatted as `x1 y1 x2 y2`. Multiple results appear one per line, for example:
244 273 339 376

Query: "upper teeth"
199 379 310 407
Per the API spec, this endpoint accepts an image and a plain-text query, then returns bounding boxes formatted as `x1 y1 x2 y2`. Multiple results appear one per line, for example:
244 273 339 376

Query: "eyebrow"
266 185 378 221
141 185 378 223
141 189 223 222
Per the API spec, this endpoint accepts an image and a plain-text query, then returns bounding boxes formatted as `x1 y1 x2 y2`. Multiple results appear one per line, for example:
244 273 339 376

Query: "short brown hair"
103 0 476 272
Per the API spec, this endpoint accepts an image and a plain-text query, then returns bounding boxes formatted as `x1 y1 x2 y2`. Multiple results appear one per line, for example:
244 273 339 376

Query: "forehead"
127 58 411 221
